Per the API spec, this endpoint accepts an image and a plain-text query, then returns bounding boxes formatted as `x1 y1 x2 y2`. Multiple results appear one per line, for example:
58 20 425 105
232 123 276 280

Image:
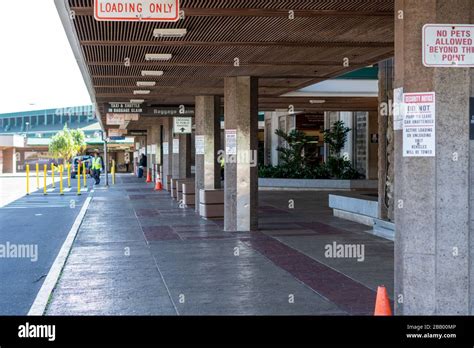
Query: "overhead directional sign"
107 103 143 114
94 0 180 22
106 113 139 125
173 117 192 134
423 24 474 67
106 113 125 126
109 129 128 137
150 107 195 117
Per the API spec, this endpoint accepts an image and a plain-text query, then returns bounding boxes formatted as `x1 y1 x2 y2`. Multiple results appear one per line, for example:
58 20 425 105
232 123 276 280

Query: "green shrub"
259 125 362 180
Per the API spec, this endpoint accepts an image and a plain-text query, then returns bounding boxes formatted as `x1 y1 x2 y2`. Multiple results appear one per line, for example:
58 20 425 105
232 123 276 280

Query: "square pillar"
378 58 395 221
148 124 161 180
224 76 258 232
171 132 191 179
162 118 173 186
394 0 473 314
195 96 222 211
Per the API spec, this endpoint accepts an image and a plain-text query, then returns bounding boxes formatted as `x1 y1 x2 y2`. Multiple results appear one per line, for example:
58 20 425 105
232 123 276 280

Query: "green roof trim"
335 66 379 80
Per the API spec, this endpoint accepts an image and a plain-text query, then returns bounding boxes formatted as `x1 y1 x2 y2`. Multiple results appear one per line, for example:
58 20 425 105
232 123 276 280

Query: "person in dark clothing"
138 154 147 178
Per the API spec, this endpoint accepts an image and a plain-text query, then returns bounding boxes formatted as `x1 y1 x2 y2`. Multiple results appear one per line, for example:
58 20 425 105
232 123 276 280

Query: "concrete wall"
2 148 16 173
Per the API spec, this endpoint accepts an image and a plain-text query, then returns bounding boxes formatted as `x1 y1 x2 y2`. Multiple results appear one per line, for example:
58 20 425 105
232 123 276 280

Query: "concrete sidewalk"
46 175 394 316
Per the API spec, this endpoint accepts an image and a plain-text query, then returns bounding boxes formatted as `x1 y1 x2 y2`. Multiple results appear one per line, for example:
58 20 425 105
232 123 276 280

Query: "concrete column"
378 59 395 221
179 134 192 178
195 96 222 211
171 132 191 179
394 0 473 314
148 124 161 179
224 76 258 232
162 118 173 185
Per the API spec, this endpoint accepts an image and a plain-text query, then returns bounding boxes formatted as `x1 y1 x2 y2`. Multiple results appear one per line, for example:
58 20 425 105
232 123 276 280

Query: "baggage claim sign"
94 0 179 21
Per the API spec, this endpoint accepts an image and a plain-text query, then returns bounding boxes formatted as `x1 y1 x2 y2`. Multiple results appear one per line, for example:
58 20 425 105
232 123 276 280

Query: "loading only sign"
403 92 436 157
94 0 179 22
423 24 474 67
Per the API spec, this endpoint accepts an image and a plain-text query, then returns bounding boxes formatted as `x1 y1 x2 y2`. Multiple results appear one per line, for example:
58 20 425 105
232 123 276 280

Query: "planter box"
258 178 378 190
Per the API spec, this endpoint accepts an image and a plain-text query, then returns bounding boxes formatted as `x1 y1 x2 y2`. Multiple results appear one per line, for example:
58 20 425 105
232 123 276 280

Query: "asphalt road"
0 176 90 315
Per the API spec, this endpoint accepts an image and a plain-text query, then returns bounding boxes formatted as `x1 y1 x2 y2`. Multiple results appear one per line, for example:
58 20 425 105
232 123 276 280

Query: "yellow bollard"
67 162 71 188
83 162 87 188
77 161 81 196
43 164 47 195
26 164 30 195
36 163 39 190
51 163 55 188
59 165 64 195
112 160 115 185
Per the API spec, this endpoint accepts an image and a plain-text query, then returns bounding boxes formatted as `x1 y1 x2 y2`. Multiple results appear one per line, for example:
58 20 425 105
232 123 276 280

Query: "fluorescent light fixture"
145 53 172 61
153 28 187 38
130 99 145 103
309 100 326 104
136 81 156 87
133 90 151 95
141 70 164 77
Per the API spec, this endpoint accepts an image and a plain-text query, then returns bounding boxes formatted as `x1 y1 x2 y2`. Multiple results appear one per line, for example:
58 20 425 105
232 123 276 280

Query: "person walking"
138 154 147 178
91 149 103 185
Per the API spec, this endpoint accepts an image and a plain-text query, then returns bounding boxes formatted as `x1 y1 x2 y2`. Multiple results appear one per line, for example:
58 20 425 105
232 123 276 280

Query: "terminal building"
0 105 134 173
53 0 474 315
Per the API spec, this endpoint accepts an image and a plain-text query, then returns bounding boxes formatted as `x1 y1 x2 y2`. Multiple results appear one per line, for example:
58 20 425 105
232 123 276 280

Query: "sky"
0 0 91 114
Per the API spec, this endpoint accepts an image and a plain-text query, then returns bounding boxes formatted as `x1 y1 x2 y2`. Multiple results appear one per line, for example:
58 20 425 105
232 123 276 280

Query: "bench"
199 189 224 219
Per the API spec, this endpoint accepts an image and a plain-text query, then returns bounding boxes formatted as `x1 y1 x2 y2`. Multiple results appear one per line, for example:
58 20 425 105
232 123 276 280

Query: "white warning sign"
195 135 205 155
403 92 436 157
423 24 474 67
225 129 237 155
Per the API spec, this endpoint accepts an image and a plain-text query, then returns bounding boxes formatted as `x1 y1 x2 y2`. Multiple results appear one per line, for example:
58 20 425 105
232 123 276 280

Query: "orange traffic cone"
374 285 392 316
155 172 163 191
146 168 152 183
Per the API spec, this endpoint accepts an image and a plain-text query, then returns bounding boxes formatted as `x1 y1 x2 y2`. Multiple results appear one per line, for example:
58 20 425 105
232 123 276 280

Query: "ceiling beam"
87 61 368 67
91 75 325 80
81 40 394 48
71 7 393 18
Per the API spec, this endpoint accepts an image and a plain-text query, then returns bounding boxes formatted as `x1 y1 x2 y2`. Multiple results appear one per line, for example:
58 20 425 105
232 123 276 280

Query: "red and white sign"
423 24 474 67
106 113 125 125
94 0 179 22
403 92 436 157
109 129 128 137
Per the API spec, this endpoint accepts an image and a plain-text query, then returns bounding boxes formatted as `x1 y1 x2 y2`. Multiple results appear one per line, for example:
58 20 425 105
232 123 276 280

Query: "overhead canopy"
56 0 394 131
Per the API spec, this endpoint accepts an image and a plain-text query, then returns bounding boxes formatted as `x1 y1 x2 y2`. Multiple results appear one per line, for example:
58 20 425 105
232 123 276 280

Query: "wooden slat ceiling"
67 0 394 126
